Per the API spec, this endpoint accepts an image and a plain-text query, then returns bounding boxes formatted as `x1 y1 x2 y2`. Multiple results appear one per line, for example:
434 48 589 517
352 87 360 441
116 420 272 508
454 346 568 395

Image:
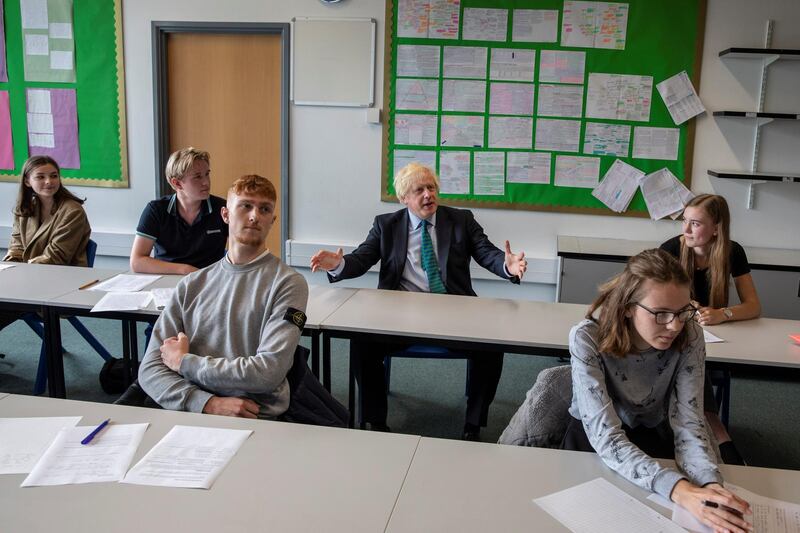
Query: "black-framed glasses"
633 302 697 325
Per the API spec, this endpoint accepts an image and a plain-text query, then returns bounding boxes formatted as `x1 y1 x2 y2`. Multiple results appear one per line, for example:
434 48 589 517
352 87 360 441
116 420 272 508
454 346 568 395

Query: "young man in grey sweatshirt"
138 174 308 419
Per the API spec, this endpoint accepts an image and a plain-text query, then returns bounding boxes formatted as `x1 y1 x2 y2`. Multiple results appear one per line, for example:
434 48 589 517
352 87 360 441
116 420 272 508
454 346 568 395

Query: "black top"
660 235 751 307
136 194 228 269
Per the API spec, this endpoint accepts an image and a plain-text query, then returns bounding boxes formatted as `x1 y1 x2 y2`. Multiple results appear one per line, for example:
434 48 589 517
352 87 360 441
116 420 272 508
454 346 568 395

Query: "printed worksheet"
396 78 439 111
537 84 584 118
555 155 601 188
439 150 471 194
394 114 438 146
393 149 436 172
539 50 586 84
583 122 631 156
0 417 81 474
397 0 460 40
397 45 441 77
89 274 162 293
443 46 487 78
535 119 581 152
561 1 629 50
488 117 532 149
490 48 536 81
656 70 705 125
442 79 486 112
440 115 484 147
586 73 653 122
490 82 534 115
462 8 508 41
640 168 692 220
633 126 680 160
91 292 154 313
512 9 558 42
507 152 551 184
474 152 505 195
592 158 644 212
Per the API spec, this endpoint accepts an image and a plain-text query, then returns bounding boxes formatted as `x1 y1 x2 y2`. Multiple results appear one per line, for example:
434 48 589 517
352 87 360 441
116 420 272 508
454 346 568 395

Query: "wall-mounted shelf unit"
719 48 800 59
708 170 800 183
712 111 799 120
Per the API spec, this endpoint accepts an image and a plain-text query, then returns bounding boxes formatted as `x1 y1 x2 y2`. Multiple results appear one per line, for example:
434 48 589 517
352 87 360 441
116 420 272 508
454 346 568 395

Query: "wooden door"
166 33 283 257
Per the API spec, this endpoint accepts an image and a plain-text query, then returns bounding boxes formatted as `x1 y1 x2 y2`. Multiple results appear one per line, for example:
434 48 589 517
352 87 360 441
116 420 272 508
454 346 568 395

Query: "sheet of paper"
397 44 441 78
397 0 459 40
25 88 80 168
587 73 653 122
726 483 800 533
440 115 484 148
122 425 252 489
633 126 680 160
561 1 629 50
537 84 584 118
0 264 17 271
473 152 505 196
91 291 154 313
393 149 436 173
507 152 551 184
27 112 54 134
27 88 51 113
535 119 582 153
0 92 14 169
555 155 601 188
594 2 629 50
49 22 72 39
539 50 586 84
703 329 725 343
427 0 460 39
490 82 534 115
442 79 486 112
490 48 536 81
439 151 470 194
443 46 487 79
25 34 49 55
21 0 48 30
28 133 54 148
49 50 73 70
584 122 631 157
640 168 692 220
0 417 81 474
21 423 148 487
534 478 686 533
394 114 438 146
657 70 705 125
396 78 439 111
488 117 532 149
512 9 558 43
150 288 175 310
89 274 163 293
462 8 507 42
592 159 643 212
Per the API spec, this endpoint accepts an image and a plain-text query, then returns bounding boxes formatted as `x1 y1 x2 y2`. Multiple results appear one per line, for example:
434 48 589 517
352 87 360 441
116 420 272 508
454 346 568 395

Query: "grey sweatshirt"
139 252 309 418
568 318 722 498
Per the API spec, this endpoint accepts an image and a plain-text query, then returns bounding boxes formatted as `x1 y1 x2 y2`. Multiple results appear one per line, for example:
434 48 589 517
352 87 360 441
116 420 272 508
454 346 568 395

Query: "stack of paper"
88 274 162 292
91 291 154 313
640 168 694 220
592 159 645 213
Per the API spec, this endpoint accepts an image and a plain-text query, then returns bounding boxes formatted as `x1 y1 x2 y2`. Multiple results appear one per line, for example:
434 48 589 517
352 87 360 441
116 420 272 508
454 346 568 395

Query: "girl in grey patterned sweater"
564 249 752 533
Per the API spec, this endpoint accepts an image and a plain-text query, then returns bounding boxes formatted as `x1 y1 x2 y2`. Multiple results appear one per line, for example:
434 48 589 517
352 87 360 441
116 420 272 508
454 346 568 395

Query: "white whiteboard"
291 17 376 107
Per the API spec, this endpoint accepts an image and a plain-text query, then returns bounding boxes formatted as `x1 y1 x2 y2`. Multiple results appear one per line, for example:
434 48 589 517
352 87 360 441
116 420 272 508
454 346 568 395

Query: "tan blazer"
3 198 91 266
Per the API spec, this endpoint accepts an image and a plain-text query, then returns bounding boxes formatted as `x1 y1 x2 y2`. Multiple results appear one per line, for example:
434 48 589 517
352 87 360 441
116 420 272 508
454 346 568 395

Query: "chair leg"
67 317 114 362
34 342 48 395
720 371 731 428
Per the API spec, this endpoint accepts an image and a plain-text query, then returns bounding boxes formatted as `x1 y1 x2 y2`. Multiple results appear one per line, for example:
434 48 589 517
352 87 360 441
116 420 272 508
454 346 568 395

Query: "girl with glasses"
562 249 752 533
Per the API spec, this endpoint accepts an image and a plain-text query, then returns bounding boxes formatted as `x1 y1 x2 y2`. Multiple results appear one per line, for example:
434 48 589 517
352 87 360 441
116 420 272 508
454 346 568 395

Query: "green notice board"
0 0 128 187
381 0 706 216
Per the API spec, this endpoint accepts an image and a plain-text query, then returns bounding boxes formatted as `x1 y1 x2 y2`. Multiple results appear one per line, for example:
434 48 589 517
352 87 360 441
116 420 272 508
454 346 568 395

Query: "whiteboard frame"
291 17 376 107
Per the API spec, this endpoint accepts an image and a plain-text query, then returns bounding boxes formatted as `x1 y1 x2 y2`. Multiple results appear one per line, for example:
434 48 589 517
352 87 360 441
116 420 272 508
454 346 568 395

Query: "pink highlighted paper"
0 91 14 169
26 88 80 169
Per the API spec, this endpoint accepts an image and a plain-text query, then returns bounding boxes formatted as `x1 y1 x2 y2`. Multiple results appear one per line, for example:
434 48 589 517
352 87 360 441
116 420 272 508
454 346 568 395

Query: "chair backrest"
86 238 97 267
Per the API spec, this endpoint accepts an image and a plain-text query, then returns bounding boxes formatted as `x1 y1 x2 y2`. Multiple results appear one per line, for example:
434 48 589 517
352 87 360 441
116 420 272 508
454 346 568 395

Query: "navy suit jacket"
329 206 518 297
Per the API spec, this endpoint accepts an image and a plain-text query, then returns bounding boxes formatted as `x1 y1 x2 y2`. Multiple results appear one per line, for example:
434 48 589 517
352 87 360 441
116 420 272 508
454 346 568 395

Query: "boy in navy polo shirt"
130 147 228 274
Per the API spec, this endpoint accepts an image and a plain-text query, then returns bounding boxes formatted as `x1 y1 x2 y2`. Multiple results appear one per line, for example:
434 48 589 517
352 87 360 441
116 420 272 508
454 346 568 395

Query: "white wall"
2 0 798 296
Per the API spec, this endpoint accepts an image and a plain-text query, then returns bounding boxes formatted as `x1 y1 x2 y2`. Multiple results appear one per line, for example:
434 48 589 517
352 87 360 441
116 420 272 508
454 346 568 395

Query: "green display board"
382 0 706 216
0 0 128 187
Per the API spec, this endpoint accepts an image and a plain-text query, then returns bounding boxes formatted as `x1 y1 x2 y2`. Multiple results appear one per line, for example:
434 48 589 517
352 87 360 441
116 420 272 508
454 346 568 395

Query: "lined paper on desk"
534 477 685 533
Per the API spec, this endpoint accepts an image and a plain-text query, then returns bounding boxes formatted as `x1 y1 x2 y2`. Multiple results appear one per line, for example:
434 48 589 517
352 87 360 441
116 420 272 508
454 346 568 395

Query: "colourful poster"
0 91 14 169
26 88 80 168
20 0 76 83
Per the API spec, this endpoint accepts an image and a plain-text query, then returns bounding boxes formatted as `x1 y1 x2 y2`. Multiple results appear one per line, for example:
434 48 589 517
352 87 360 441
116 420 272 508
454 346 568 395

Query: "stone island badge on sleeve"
283 308 307 330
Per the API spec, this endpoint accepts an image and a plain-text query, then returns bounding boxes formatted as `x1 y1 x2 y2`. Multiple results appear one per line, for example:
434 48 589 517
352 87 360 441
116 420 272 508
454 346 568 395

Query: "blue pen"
80 418 111 445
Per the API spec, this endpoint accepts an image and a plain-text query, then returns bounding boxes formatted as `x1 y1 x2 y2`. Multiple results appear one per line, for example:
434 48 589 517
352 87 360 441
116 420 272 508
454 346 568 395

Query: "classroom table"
385 436 800 533
0 393 420 533
705 317 800 369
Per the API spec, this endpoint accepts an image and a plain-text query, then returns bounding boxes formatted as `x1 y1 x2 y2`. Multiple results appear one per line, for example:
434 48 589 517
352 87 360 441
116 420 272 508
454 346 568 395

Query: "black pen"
702 500 744 519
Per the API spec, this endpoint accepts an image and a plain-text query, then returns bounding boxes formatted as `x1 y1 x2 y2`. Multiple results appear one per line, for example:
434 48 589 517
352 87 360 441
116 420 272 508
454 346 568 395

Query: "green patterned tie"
421 219 446 294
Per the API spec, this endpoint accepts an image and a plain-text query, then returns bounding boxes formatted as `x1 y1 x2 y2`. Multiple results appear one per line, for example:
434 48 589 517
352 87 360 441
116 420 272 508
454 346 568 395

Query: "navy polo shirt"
136 194 228 269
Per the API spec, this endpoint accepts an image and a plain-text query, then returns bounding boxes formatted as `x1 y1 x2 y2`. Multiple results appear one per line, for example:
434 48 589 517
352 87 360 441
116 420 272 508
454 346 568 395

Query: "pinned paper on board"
488 117 533 149
640 167 694 220
512 9 558 43
25 88 81 168
20 0 76 83
490 49 536 81
397 0 460 40
439 150 470 194
463 8 508 42
657 70 705 125
474 151 505 195
561 1 629 50
592 159 643 212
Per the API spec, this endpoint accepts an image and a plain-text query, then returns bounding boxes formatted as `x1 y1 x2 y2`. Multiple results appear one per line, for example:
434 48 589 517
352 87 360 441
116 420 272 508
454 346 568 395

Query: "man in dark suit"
311 163 527 440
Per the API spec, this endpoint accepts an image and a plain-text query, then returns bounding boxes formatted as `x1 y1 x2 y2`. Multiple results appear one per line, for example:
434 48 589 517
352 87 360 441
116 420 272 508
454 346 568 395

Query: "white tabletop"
0 394 420 533
0 262 122 306
305 285 358 329
557 235 800 269
386 437 800 533
706 317 800 368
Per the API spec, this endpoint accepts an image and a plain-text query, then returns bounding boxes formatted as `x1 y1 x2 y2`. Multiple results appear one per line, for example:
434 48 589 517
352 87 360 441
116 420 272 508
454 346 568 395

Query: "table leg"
43 307 66 398
310 330 320 379
348 348 356 429
322 332 332 392
127 320 139 385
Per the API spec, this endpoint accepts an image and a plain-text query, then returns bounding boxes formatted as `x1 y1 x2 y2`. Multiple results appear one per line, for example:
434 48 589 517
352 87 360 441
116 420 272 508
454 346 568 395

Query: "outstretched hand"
504 240 527 279
310 248 344 272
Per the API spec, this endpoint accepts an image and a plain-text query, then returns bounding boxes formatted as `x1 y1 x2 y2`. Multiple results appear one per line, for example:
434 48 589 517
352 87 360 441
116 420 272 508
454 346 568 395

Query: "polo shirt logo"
206 229 222 234
283 308 307 330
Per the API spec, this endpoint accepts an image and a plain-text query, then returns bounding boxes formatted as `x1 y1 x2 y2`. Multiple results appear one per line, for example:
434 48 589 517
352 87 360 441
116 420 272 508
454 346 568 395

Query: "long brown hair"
587 249 692 357
679 194 731 307
13 155 85 217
